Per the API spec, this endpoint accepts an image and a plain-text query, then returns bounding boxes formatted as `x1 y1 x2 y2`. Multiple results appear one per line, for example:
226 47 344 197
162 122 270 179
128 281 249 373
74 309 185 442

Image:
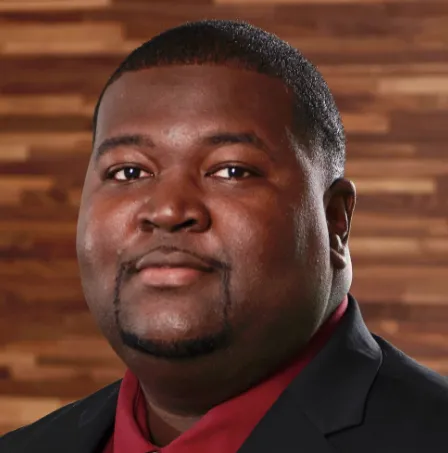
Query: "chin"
118 325 232 360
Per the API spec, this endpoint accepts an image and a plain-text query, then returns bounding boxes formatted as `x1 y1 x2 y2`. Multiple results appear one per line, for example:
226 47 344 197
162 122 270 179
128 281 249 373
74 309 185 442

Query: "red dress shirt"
103 296 348 453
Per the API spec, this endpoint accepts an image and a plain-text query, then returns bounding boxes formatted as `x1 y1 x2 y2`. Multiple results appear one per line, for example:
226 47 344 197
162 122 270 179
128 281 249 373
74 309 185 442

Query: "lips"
136 251 214 272
134 250 214 287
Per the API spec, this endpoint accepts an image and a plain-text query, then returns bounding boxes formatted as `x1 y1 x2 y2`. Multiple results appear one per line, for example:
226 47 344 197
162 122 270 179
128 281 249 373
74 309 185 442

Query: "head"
77 20 355 388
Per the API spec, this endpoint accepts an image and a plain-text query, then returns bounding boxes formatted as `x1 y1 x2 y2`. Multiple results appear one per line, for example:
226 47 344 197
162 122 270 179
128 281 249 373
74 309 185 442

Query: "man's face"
77 65 336 369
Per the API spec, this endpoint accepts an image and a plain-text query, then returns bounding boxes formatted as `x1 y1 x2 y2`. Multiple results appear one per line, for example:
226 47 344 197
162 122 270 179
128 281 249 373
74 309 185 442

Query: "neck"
137 349 267 414
134 338 315 445
145 399 201 447
136 355 254 446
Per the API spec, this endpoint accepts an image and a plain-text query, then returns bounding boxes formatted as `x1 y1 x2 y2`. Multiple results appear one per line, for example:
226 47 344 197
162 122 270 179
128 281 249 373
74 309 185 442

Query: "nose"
136 171 211 234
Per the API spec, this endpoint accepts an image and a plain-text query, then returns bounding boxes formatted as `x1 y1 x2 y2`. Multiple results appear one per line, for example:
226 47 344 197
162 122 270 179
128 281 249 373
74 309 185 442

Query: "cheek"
217 196 300 288
223 187 329 297
293 196 331 298
77 194 138 293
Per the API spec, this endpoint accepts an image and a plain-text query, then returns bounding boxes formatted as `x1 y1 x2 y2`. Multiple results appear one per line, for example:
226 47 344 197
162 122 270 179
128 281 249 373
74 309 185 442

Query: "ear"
325 178 356 270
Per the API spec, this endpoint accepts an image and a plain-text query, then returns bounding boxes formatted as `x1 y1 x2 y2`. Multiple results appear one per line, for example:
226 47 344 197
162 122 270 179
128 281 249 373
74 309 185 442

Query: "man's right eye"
107 166 152 181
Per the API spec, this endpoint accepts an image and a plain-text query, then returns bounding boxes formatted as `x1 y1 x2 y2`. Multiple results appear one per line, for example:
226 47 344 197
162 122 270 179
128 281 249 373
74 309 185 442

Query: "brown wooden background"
1 0 448 435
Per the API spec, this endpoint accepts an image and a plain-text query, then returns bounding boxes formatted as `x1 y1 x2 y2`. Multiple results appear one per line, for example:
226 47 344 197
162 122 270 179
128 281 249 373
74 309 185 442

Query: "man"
2 19 447 453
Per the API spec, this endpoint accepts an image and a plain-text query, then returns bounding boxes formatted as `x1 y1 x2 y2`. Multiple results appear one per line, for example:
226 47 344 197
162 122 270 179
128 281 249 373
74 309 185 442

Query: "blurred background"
1 0 448 435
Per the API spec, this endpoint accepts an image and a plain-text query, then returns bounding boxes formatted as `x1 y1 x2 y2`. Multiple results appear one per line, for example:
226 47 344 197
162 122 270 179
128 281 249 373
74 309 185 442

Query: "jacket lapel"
76 383 120 453
40 381 120 453
237 294 382 453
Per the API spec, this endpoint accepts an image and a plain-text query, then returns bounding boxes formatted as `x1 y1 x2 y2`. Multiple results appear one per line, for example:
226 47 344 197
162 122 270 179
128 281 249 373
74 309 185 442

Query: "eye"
210 165 258 180
108 166 152 181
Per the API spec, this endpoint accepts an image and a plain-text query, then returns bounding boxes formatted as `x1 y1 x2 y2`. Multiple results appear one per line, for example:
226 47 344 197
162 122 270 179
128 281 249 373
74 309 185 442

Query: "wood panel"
1 0 447 434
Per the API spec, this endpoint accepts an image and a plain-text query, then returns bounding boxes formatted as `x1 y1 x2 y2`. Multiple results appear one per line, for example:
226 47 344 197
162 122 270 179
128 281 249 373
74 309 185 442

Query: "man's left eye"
109 167 151 181
211 166 256 180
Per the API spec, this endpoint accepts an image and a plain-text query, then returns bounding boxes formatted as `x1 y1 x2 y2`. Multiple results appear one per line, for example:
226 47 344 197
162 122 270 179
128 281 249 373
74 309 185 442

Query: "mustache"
117 244 231 282
113 244 233 322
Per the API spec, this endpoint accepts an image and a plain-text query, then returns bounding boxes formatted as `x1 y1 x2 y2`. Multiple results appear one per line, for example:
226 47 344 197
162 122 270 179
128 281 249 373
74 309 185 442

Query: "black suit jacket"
2 294 448 453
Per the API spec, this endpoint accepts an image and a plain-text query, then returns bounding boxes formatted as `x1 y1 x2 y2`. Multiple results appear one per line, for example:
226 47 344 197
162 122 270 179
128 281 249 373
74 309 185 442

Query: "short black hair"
92 19 345 184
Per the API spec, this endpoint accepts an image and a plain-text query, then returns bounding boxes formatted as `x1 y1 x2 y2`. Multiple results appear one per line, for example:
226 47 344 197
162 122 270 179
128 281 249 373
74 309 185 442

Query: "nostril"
171 218 198 232
184 219 197 228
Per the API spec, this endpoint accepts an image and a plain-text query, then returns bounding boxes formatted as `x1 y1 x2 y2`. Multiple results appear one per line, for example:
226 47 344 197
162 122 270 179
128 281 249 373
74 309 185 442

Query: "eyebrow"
203 132 274 160
94 134 155 161
94 131 275 162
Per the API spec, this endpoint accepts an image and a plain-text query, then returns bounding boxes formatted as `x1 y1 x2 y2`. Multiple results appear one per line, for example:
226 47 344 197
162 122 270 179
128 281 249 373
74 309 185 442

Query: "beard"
118 327 231 360
112 258 233 360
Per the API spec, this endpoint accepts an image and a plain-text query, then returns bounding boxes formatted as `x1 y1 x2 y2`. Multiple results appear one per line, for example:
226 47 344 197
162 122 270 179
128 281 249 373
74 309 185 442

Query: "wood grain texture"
1 0 447 434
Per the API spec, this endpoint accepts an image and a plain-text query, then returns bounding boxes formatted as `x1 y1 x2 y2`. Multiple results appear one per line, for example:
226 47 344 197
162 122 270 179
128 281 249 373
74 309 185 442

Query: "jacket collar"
76 383 119 453
237 293 382 453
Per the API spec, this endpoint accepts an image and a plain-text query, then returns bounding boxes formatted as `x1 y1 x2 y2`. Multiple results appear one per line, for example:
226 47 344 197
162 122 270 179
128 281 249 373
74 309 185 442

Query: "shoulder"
373 334 448 403
366 335 448 443
0 380 121 452
329 333 448 452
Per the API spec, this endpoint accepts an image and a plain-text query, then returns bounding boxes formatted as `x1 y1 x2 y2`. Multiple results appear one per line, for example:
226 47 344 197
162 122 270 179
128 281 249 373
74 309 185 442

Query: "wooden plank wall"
1 0 447 435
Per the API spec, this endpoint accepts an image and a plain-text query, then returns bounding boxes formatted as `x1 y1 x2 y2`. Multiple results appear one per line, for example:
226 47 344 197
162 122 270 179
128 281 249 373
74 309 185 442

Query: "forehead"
95 65 294 146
